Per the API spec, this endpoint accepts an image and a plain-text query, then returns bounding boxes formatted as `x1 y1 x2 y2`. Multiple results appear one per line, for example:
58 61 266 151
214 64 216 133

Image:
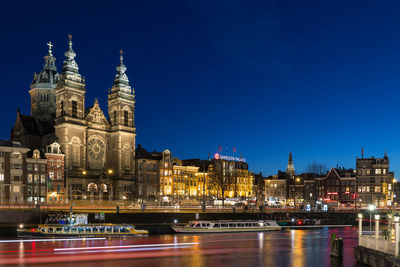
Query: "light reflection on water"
0 227 358 267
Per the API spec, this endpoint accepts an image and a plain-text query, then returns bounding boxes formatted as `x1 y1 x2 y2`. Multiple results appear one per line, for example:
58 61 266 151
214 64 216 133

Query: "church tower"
107 50 136 178
286 152 295 178
29 42 59 122
55 35 86 171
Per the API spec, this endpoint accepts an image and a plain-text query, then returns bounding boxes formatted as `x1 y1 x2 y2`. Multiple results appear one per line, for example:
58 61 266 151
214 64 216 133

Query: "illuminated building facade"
356 152 394 207
44 142 65 203
315 168 356 205
172 165 199 198
11 37 136 202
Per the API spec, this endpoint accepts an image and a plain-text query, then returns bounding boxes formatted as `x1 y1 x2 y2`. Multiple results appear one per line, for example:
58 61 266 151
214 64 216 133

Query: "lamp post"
368 204 375 234
358 213 363 236
395 216 399 257
375 214 380 239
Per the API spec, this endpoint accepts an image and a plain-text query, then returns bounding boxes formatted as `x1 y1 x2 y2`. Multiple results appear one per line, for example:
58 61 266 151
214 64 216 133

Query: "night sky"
2 1 400 177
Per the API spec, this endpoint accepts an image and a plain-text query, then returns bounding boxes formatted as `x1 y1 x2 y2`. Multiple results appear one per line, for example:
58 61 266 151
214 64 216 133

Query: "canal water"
0 227 360 266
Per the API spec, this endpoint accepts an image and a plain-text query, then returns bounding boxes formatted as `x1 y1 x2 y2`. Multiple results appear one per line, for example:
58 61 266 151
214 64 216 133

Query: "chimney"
361 147 364 159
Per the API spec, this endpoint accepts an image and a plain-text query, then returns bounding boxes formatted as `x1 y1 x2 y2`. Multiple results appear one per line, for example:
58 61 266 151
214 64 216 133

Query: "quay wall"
354 246 400 267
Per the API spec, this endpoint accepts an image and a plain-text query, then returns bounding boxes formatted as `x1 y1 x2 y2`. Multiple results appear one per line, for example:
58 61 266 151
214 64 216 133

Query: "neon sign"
214 153 246 162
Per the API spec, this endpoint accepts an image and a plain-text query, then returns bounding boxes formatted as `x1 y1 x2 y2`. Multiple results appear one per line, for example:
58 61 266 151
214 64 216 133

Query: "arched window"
124 110 129 126
60 101 64 115
72 101 78 117
114 110 117 125
123 144 130 170
71 137 80 167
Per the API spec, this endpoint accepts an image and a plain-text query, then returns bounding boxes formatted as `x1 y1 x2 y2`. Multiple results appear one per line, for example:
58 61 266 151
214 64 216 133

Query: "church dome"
31 42 59 88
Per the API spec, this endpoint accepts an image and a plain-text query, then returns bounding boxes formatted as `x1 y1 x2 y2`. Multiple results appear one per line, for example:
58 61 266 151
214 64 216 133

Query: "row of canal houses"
262 151 395 208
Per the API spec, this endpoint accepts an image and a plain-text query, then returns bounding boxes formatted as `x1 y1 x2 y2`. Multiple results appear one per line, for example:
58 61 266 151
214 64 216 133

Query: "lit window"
13 186 20 193
0 173 4 181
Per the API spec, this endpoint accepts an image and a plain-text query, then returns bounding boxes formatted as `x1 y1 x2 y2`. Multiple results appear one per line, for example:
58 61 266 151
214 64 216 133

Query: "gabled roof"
19 114 41 136
136 144 162 160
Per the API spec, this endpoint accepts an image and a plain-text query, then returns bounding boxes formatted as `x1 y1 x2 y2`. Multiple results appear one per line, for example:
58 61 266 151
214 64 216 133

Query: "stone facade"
11 36 136 203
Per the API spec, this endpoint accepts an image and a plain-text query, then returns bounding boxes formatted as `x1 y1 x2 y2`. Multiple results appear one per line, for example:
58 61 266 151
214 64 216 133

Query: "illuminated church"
11 36 136 201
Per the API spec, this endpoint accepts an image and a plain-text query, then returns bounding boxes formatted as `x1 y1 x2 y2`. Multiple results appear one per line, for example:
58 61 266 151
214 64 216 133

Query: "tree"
305 162 328 177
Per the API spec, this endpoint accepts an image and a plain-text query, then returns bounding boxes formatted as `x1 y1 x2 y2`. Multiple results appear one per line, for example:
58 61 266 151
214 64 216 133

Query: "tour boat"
172 220 281 233
17 223 148 238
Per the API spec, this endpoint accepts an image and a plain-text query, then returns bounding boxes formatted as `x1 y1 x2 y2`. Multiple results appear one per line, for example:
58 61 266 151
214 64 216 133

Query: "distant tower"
287 152 295 178
29 42 59 122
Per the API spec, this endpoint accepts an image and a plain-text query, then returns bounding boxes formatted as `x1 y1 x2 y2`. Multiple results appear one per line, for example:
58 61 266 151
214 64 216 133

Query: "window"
113 110 117 125
0 173 3 182
124 110 129 126
28 174 32 183
0 151 4 157
60 101 64 115
11 152 21 159
13 186 20 193
41 175 46 184
49 172 54 180
72 100 78 117
28 164 32 171
13 176 20 182
376 169 381 175
57 172 62 179
12 164 21 169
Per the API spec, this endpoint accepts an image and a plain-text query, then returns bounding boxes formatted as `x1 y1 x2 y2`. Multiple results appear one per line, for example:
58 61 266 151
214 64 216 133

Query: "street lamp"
395 216 400 257
375 214 380 239
358 213 363 236
368 204 375 234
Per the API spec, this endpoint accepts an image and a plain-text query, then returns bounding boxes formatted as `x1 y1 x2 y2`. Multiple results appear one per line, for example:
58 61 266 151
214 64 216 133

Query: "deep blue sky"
1 1 400 177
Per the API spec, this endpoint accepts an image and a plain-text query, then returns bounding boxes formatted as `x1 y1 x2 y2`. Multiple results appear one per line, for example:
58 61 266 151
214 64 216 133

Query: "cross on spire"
47 42 53 55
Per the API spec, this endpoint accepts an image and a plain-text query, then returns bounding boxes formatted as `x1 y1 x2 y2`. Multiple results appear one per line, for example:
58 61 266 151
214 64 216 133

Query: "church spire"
287 152 295 177
113 50 130 89
109 50 134 98
61 34 81 79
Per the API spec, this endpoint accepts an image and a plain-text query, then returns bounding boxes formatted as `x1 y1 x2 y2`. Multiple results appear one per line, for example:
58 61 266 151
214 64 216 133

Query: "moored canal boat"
172 220 281 233
17 223 148 238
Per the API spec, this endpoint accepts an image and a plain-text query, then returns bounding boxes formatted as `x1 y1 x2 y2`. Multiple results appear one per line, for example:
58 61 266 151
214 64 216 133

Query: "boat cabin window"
252 223 258 227
245 223 250 227
221 224 228 228
70 227 77 233
48 228 53 233
78 227 84 233
264 222 270 226
238 223 244 227
195 223 201 228
213 224 220 228
229 223 236 227
120 227 128 233
56 228 62 233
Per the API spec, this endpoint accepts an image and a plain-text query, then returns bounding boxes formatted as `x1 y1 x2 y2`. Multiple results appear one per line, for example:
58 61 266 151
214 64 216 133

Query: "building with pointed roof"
286 152 295 178
11 36 136 202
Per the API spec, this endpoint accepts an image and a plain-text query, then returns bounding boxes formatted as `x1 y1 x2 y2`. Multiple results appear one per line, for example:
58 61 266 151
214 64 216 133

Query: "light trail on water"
54 242 199 251
0 237 106 243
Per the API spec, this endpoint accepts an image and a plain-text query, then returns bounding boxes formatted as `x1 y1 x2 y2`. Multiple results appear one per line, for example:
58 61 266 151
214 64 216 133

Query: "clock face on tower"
87 137 105 160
